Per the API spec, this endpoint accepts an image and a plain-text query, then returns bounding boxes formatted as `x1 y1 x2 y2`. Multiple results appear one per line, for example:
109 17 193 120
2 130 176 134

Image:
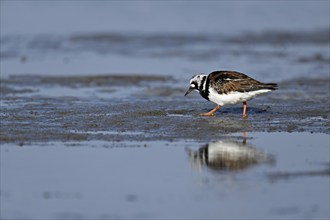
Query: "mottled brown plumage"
209 71 277 94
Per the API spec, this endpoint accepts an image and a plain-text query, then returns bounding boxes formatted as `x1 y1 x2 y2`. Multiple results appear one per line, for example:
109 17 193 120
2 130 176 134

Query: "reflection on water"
186 134 275 171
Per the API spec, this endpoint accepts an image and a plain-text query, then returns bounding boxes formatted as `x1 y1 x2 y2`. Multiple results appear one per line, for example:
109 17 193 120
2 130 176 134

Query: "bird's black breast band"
200 76 210 101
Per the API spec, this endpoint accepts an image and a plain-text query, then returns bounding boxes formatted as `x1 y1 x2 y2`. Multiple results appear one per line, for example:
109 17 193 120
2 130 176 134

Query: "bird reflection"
186 133 275 171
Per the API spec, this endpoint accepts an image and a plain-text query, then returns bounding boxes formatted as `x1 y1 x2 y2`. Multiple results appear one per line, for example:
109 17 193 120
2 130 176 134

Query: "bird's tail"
262 83 278 90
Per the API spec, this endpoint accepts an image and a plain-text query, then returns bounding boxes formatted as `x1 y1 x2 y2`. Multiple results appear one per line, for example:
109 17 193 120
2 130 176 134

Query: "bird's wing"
208 71 264 94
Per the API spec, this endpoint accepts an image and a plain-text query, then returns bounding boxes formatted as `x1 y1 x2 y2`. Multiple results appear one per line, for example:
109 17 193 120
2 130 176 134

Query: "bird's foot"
199 105 220 117
242 114 248 120
199 112 215 116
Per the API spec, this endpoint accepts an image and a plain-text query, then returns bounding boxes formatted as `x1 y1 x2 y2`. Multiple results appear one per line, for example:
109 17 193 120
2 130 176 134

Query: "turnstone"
184 70 278 118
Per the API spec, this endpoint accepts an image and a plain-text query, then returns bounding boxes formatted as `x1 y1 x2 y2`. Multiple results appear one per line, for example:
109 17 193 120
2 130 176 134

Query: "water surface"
1 132 329 219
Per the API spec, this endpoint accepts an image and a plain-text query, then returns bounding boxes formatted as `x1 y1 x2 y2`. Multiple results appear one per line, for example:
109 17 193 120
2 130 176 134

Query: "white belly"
208 88 271 106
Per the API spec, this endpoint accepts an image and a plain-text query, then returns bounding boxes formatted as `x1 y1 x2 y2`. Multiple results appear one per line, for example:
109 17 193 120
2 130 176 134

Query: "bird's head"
184 74 207 96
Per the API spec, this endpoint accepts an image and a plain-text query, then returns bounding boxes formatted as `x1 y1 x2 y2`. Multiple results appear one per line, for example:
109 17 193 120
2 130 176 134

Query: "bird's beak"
184 86 194 96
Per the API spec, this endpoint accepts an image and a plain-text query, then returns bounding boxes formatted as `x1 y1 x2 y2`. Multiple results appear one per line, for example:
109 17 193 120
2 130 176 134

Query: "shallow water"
1 132 329 219
1 30 329 82
1 2 329 81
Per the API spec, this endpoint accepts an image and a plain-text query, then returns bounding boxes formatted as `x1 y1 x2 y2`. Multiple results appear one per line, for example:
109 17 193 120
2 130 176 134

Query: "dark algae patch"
2 74 173 88
0 74 329 144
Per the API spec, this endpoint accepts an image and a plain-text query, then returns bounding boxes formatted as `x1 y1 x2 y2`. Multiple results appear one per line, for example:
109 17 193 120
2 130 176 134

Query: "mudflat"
1 74 329 144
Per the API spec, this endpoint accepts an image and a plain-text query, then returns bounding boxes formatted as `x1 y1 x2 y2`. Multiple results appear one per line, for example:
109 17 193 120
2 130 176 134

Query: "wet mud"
1 74 329 145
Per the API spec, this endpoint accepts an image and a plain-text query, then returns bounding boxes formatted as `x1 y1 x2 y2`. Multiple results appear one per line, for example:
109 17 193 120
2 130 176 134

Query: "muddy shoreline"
0 74 329 145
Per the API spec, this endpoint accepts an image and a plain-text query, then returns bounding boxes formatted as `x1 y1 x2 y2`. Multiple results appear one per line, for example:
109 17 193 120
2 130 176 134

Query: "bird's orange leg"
199 105 220 116
242 101 247 119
